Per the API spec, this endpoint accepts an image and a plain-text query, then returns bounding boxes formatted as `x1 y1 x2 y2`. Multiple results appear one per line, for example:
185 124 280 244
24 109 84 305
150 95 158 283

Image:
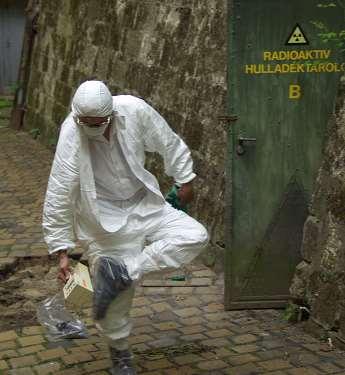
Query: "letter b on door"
289 84 301 99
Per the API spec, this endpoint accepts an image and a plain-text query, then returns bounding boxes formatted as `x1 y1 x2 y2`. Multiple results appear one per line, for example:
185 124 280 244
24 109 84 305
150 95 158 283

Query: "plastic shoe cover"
92 256 132 320
109 347 137 375
36 292 88 341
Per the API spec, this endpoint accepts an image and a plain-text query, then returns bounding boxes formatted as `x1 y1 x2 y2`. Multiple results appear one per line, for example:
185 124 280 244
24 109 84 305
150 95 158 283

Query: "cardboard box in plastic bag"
63 262 93 308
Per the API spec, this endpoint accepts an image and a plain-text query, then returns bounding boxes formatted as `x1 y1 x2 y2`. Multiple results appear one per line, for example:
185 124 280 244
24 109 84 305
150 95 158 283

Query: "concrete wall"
24 0 227 266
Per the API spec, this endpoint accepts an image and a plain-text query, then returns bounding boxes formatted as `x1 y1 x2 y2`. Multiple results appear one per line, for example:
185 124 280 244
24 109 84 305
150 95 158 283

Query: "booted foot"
93 256 132 320
109 347 137 375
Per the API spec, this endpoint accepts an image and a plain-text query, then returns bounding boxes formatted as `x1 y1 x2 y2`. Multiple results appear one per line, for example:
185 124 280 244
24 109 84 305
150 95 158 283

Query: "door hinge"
218 115 238 130
218 115 239 122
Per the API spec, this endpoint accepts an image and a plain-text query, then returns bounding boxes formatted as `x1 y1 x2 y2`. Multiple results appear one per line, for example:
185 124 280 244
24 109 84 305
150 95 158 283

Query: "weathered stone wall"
24 0 227 266
290 76 345 336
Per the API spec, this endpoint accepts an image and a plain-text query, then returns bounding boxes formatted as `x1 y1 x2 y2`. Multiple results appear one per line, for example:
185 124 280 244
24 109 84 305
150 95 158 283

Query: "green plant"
281 302 299 322
48 136 58 147
317 2 337 7
29 128 40 139
8 83 20 95
310 20 345 50
0 98 12 109
311 1 345 52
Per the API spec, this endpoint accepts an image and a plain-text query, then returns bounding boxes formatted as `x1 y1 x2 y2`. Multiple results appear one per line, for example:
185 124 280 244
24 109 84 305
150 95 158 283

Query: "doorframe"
224 0 235 311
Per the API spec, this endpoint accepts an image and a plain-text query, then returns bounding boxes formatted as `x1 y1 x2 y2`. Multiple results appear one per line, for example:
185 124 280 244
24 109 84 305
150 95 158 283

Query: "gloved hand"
178 181 194 206
165 181 194 212
57 250 72 284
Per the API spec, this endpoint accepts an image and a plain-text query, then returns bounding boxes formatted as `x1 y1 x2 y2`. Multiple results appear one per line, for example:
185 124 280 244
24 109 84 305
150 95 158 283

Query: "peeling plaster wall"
24 0 227 266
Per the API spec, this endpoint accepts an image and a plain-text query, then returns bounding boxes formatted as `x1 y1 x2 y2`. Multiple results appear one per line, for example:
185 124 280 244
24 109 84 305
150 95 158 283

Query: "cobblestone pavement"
2 127 345 374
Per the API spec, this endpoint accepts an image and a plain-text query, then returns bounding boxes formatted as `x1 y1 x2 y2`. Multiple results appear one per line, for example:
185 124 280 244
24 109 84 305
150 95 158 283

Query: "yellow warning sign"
286 24 309 45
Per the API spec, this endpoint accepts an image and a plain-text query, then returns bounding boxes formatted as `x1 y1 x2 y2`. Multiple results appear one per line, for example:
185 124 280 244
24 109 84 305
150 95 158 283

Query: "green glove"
165 184 188 213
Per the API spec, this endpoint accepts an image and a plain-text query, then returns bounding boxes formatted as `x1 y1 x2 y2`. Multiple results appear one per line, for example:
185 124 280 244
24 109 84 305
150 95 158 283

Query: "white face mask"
81 123 109 139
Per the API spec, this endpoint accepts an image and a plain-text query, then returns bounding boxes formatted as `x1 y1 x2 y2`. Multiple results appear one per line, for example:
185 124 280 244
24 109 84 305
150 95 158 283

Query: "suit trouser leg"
126 203 209 280
88 203 209 349
94 284 136 350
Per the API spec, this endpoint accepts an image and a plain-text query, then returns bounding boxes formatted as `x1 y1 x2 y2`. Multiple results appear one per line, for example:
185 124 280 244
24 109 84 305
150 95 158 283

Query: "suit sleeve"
140 100 196 185
42 118 80 254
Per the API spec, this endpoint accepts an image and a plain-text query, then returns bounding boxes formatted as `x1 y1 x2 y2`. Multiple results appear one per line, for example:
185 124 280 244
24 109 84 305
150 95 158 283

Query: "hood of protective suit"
71 80 113 117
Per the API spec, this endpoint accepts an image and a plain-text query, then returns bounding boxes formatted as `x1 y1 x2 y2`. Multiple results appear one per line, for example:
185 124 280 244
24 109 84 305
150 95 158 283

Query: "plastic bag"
92 255 132 321
36 291 89 341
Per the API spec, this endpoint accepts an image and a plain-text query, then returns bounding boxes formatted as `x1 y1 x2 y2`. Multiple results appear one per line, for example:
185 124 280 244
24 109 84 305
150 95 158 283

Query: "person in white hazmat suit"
42 80 209 374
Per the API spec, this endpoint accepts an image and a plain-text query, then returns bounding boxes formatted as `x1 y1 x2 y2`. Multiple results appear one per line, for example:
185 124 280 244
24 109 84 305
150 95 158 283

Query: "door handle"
237 136 257 155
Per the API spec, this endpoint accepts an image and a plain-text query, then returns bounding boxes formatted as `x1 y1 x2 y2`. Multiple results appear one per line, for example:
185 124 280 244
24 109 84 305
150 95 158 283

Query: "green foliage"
8 83 20 95
0 98 12 109
48 135 58 147
317 2 337 7
310 20 345 50
29 128 40 139
281 302 299 322
311 1 345 51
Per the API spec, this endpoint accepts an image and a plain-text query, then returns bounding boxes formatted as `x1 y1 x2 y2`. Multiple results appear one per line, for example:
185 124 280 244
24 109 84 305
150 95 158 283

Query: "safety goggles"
75 115 112 128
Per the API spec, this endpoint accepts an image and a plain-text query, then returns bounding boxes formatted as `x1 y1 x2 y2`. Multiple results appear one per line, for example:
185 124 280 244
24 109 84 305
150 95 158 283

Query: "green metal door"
226 0 344 309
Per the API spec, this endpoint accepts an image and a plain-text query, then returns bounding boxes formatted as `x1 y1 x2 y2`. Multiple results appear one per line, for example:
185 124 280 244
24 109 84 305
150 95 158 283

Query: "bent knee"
191 222 209 248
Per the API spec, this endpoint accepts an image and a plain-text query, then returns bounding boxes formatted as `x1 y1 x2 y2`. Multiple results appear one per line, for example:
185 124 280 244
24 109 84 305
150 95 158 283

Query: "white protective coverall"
42 81 209 349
